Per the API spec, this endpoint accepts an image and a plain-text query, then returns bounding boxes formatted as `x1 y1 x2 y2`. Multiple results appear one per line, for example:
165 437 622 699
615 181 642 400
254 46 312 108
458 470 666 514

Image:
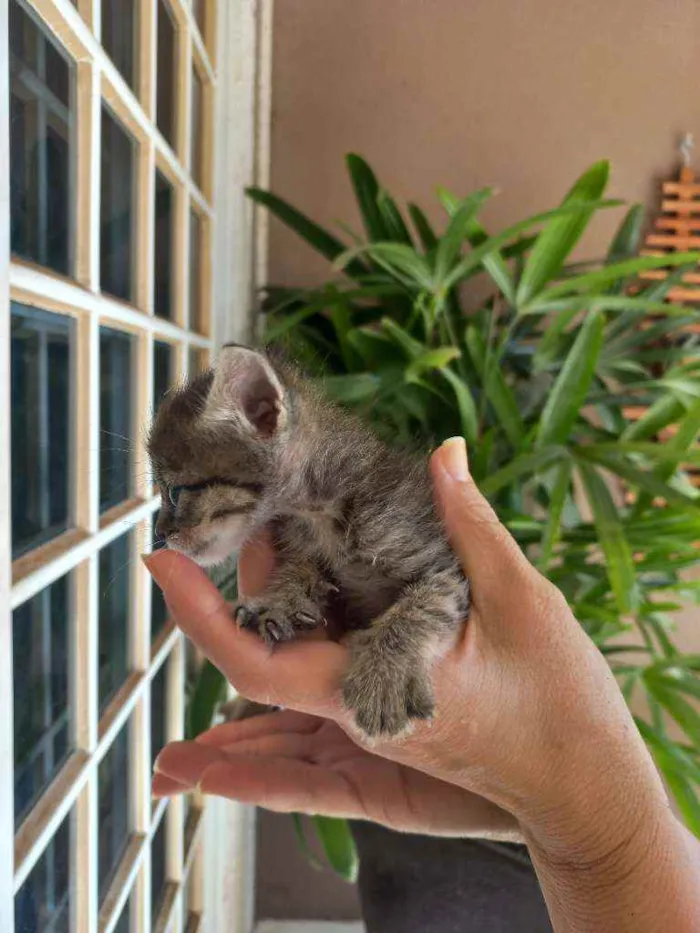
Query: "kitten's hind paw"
342 650 435 740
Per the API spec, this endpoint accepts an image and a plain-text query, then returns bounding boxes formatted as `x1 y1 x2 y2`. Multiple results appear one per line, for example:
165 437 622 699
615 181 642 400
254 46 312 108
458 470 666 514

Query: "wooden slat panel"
662 199 700 214
639 269 700 284
655 217 700 233
646 234 700 250
662 181 700 198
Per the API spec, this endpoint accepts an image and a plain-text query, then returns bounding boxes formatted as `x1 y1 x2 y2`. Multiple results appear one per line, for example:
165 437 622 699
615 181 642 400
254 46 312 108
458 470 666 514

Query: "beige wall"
257 0 700 921
268 0 700 288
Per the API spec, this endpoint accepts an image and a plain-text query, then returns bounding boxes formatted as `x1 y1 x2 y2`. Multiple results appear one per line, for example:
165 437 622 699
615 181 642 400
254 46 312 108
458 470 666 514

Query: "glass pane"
11 304 74 559
98 727 131 903
189 210 203 332
153 341 174 409
14 575 73 828
113 898 132 933
154 170 174 320
15 811 72 933
10 0 74 276
156 0 177 149
151 662 167 772
98 535 132 714
151 817 167 922
100 327 134 512
101 0 137 90
190 67 203 190
101 106 136 302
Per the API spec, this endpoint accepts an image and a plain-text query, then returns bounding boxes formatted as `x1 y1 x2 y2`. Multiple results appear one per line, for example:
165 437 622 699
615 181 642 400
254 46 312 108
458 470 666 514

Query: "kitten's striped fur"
148 346 470 737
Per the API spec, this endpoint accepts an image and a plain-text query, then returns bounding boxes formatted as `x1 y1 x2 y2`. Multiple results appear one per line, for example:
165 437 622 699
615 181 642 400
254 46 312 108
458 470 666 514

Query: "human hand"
146 438 683 901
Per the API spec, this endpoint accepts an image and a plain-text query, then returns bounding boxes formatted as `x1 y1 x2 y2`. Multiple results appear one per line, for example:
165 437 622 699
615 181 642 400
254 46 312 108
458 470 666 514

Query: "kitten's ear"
206 347 287 436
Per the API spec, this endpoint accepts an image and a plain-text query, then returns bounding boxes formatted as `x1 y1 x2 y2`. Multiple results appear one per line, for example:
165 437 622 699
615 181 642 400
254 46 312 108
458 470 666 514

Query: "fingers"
145 551 349 717
154 739 364 816
196 710 322 747
197 757 363 817
430 438 534 596
152 772 191 797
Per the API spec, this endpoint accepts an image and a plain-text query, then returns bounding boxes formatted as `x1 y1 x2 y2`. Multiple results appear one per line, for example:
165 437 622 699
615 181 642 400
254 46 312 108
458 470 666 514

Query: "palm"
156 710 518 839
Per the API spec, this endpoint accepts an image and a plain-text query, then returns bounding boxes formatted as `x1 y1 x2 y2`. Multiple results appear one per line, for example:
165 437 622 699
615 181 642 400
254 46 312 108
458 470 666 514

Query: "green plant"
244 156 700 857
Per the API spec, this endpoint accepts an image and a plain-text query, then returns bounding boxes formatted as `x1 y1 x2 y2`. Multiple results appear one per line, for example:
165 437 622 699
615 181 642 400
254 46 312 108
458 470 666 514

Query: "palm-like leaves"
245 156 700 855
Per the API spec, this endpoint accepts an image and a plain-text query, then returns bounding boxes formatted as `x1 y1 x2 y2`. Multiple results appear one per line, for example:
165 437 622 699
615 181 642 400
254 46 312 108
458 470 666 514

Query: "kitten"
147 346 470 738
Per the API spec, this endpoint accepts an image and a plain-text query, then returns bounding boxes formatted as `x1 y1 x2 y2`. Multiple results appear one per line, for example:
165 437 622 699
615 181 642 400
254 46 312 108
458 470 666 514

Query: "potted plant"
190 156 700 880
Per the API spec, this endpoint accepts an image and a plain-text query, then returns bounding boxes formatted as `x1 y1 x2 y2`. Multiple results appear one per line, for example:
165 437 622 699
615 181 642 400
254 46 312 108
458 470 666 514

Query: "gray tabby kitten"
147 345 470 738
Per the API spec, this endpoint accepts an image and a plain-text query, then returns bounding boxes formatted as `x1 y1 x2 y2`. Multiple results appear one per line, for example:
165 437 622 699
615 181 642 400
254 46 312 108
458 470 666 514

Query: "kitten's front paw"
235 597 324 645
342 642 435 739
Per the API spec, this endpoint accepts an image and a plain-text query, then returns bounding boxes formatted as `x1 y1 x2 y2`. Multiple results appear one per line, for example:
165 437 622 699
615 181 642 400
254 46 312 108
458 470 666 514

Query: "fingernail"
441 436 469 481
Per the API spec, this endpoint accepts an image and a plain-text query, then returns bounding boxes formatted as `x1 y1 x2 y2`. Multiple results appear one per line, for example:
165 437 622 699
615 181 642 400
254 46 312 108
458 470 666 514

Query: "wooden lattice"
623 149 700 493
639 164 700 313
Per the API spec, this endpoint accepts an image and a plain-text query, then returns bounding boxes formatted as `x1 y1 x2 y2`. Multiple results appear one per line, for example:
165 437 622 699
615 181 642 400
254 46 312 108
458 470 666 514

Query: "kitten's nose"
155 510 176 541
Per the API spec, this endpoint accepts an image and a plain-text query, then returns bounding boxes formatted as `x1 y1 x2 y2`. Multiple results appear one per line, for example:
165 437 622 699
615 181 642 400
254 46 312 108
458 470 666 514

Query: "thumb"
430 438 533 597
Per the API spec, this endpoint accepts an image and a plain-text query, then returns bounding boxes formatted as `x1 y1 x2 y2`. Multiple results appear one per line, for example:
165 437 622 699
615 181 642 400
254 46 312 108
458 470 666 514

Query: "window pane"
98 535 132 714
11 304 74 559
14 575 73 828
190 67 203 190
113 898 132 933
153 340 174 409
10 0 74 276
98 727 131 903
15 811 72 933
154 171 174 320
151 817 167 922
101 107 136 302
100 328 134 512
151 664 167 810
101 0 137 90
156 0 177 149
189 210 203 332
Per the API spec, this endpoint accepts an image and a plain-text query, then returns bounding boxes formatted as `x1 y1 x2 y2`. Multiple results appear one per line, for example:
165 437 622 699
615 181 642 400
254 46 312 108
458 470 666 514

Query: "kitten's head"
147 346 290 566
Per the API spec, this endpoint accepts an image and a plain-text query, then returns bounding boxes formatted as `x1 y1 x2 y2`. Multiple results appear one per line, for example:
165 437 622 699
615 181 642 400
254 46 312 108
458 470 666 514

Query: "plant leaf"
311 816 359 882
466 326 525 445
441 199 622 292
538 460 574 569
408 203 438 252
246 187 366 279
539 251 700 301
517 161 610 308
607 204 645 263
376 188 414 245
346 153 389 242
480 448 563 497
322 373 380 403
441 367 479 446
577 461 638 613
434 188 494 284
407 346 461 379
186 660 227 740
537 309 604 446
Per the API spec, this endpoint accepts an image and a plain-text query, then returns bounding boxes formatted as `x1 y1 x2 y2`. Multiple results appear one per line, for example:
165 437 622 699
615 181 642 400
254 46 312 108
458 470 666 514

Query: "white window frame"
0 0 273 929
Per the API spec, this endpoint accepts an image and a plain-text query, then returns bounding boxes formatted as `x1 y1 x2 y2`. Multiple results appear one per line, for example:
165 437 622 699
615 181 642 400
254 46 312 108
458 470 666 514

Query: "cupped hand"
152 708 521 840
146 438 671 859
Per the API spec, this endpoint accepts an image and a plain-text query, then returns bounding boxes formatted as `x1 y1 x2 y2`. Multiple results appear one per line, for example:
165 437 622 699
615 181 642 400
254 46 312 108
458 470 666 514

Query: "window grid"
7 1 216 931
